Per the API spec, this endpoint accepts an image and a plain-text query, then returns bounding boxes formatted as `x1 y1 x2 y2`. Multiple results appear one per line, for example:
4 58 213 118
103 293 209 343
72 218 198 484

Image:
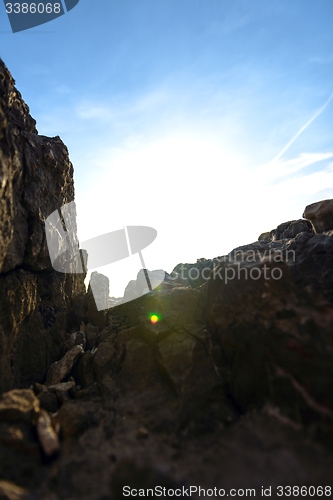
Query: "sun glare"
149 313 160 324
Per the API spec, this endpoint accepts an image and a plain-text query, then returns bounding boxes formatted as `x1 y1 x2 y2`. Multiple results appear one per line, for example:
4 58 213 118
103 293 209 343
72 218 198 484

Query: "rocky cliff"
0 60 333 499
0 59 86 393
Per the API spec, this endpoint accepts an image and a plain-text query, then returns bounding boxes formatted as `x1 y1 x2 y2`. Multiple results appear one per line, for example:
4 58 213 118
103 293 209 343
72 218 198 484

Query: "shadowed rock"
0 59 86 392
0 481 29 500
258 218 313 242
0 389 40 422
303 198 333 233
45 345 84 385
36 409 60 457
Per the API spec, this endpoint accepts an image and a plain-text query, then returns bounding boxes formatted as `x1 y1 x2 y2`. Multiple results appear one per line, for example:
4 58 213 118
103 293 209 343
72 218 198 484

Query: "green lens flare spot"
149 313 160 324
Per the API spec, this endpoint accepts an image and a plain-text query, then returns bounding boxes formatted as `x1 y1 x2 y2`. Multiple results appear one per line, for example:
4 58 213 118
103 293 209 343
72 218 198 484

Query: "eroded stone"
36 409 60 457
303 199 333 233
45 345 84 386
0 390 40 422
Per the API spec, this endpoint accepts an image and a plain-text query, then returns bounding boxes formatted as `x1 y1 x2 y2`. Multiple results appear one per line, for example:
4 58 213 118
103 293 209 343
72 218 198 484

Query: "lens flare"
150 314 160 324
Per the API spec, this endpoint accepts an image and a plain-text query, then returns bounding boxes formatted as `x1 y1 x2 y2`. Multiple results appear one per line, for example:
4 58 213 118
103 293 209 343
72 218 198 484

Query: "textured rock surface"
303 198 333 233
45 345 84 385
36 408 60 457
0 62 72 273
0 59 86 392
258 218 313 242
1 60 333 498
85 271 108 328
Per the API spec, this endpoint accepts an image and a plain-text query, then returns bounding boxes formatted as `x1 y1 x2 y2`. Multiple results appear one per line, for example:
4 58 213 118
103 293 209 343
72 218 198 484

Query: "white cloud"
74 88 169 122
259 152 333 182
75 102 113 120
272 162 333 197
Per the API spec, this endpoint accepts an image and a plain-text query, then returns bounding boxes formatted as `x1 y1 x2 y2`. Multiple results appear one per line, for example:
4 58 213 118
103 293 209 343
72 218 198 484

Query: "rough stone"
85 272 108 328
45 345 84 385
37 390 59 414
0 59 78 272
0 59 86 392
92 340 116 383
36 409 60 457
259 218 313 242
122 268 166 302
0 389 39 422
57 400 100 440
303 198 333 233
0 481 29 500
64 330 86 351
75 351 96 389
85 323 100 350
286 231 333 300
205 256 333 430
47 380 76 393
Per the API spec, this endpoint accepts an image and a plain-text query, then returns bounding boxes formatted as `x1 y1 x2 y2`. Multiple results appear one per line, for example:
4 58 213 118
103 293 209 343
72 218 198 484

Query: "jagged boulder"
258 218 313 242
205 232 333 443
303 199 333 233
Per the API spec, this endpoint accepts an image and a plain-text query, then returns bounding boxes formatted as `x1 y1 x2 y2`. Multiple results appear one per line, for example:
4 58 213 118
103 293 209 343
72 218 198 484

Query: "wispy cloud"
260 152 333 183
54 84 73 95
75 89 169 121
272 91 333 162
270 162 333 197
211 15 251 36
309 55 333 65
76 103 112 120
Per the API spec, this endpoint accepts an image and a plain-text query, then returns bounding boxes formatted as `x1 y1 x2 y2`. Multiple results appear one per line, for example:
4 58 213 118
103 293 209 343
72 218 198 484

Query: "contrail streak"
272 91 333 163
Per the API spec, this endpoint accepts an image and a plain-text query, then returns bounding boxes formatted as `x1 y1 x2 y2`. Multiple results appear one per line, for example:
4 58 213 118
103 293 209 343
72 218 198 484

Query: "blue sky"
1 0 333 296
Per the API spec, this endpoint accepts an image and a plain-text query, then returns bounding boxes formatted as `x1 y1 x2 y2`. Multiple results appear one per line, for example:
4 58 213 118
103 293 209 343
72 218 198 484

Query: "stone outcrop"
258 218 313 242
303 198 333 233
1 60 333 498
0 59 86 393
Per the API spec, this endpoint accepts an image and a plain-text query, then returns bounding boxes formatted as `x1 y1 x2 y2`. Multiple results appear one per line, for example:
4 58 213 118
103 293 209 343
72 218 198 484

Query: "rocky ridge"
0 59 333 499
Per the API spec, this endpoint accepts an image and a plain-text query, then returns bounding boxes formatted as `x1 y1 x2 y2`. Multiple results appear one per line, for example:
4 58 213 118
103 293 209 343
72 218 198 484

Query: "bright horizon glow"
1 0 332 297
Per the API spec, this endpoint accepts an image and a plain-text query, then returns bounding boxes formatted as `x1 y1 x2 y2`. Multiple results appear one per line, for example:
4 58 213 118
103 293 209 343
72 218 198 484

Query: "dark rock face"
0 62 74 273
1 60 333 498
303 199 333 233
85 271 109 329
206 257 333 422
258 218 313 242
0 59 85 392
